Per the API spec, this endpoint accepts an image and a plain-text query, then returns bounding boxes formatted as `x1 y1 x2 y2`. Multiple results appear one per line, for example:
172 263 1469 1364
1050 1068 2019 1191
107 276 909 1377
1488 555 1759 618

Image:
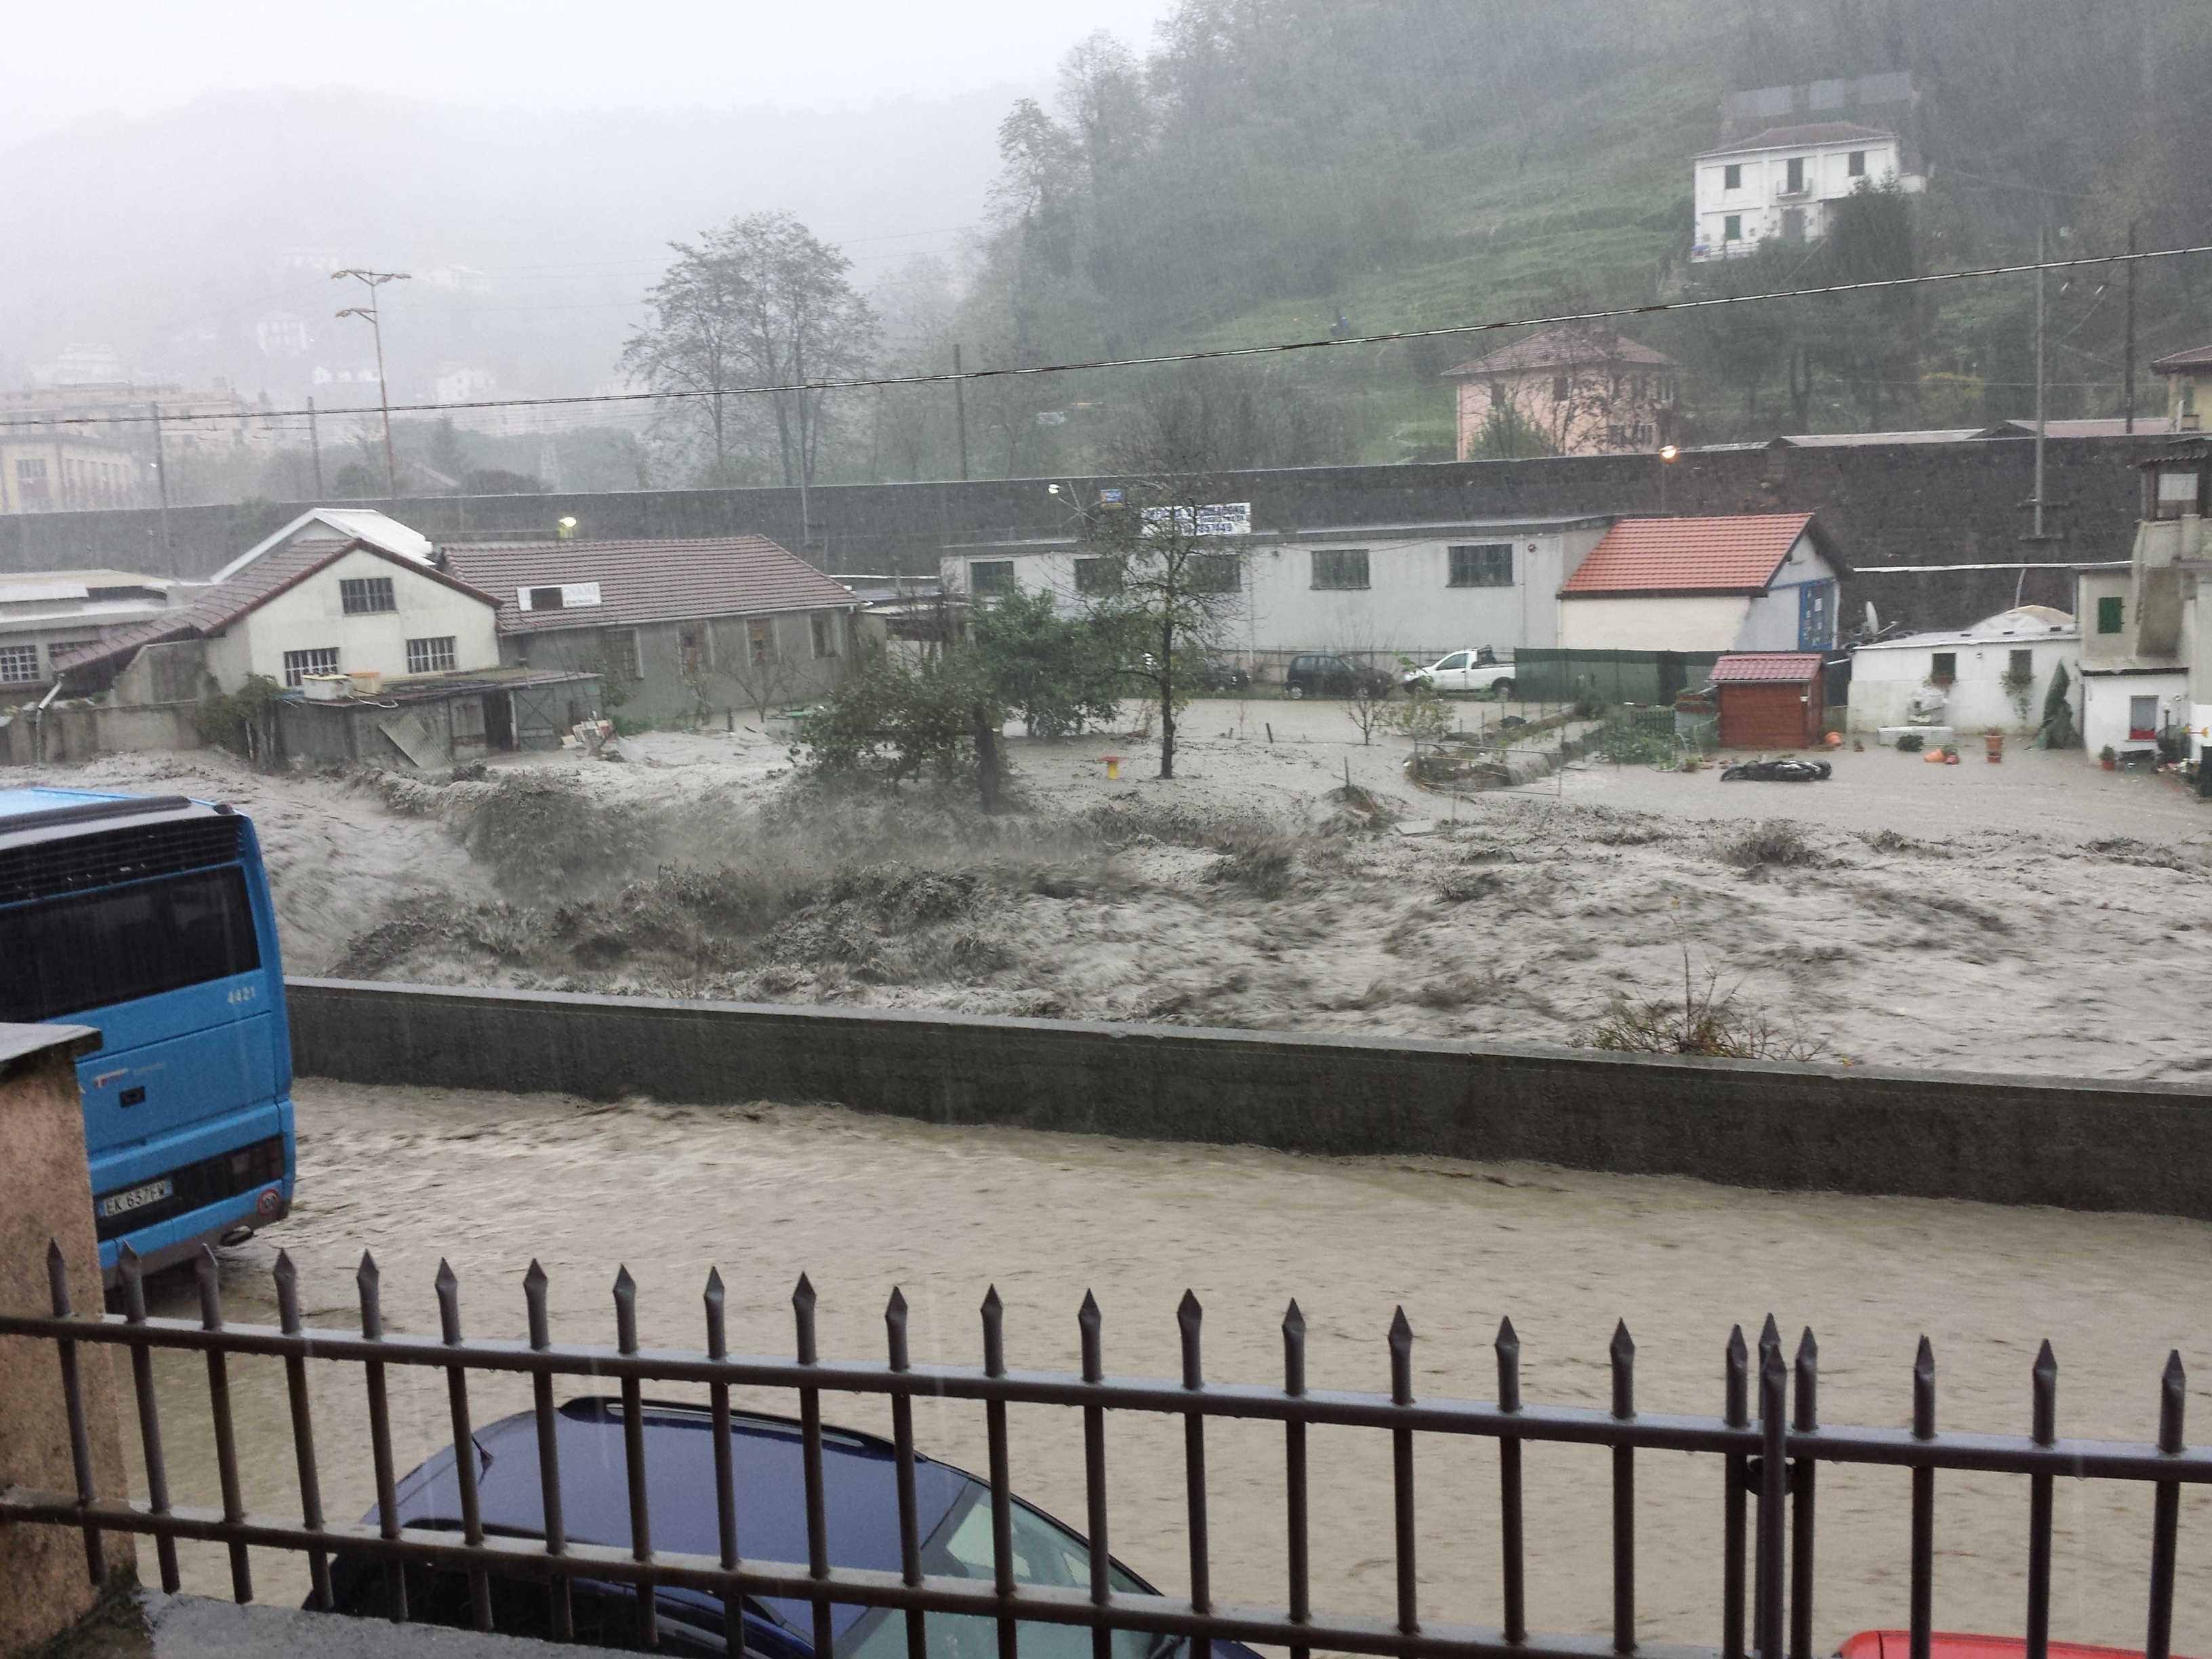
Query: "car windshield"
840 1481 1153 1659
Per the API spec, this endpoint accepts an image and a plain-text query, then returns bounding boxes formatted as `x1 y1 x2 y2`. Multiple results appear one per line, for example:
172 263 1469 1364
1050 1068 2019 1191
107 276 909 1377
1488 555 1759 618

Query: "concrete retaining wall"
287 977 2212 1219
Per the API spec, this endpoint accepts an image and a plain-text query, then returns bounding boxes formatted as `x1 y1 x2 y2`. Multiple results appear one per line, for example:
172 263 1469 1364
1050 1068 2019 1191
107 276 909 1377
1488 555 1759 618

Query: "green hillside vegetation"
911 0 2212 475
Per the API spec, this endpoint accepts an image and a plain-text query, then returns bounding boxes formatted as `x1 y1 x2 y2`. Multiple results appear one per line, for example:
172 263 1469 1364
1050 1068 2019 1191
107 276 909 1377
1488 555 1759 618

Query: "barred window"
340 576 396 615
1311 549 1370 590
405 636 456 674
1189 554 1241 593
969 560 1017 596
1448 544 1513 588
1073 557 1122 596
283 647 340 687
0 644 40 682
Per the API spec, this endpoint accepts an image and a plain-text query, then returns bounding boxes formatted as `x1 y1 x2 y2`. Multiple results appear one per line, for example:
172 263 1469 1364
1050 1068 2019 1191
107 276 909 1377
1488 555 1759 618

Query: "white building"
939 516 1616 674
1556 514 1842 652
1845 607 2078 739
1691 122 1921 262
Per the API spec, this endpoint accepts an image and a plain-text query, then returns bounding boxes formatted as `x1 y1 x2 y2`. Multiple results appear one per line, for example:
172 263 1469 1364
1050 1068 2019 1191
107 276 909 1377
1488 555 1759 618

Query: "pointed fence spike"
1495 1316 1521 1414
981 1286 1006 1378
435 1260 463 1345
197 1245 223 1331
885 1287 910 1374
1389 1307 1415 1406
525 1260 553 1352
1610 1319 1635 1420
702 1267 728 1361
1283 1300 1307 1399
46 1239 71 1317
1078 1291 1103 1385
2159 1351 2187 1455
613 1266 639 1356
356 1251 383 1340
1177 1289 1204 1391
1725 1324 1749 1429
274 1250 302 1335
1912 1336 1937 1439
1794 1327 1819 1431
119 1243 148 1326
2031 1339 2057 1447
1759 1313 1780 1353
792 1274 818 1366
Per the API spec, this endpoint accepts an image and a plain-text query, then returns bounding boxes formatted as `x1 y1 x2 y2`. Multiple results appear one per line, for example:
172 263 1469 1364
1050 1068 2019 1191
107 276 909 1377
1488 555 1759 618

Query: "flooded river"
118 1080 2212 1654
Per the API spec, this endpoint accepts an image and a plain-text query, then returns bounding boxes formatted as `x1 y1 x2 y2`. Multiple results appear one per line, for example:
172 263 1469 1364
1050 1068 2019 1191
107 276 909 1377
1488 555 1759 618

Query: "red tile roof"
53 539 496 676
1711 652 1825 684
1559 514 1818 596
2150 344 2212 375
1446 325 1672 377
439 537 854 634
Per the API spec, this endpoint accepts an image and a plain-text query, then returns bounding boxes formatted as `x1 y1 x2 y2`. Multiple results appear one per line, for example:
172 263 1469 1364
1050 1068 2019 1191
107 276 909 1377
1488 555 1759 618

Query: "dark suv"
1284 653 1395 700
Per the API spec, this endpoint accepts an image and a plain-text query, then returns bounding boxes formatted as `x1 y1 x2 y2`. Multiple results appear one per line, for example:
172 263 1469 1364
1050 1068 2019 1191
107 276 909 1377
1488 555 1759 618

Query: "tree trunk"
972 702 1001 811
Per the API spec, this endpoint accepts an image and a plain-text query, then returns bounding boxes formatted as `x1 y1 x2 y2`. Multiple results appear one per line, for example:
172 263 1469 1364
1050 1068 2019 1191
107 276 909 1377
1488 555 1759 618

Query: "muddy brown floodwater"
123 1081 2212 1655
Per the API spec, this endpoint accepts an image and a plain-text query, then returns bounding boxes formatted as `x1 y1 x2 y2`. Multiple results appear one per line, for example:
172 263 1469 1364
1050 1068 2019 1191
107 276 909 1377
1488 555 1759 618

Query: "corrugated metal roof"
1560 514 1816 596
1711 652 1825 683
1445 326 1672 377
441 537 855 634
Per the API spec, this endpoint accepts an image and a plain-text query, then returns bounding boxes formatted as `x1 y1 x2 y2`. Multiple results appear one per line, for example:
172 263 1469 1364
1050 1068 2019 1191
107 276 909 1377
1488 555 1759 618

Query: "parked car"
325 1395 1265 1659
1402 648 1517 699
1190 655 1251 692
1284 653 1395 701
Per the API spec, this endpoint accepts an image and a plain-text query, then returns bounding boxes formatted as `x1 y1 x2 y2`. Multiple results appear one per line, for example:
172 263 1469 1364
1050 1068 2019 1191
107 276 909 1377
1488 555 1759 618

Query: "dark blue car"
328 1396 1255 1659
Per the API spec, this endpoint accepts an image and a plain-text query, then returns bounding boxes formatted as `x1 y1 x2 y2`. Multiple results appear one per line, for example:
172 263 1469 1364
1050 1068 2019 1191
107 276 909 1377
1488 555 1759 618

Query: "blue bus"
0 787 294 1283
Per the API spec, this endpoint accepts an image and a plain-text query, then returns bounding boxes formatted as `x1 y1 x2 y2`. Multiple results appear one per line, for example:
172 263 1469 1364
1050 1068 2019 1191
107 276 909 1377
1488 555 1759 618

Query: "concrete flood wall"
286 978 2212 1219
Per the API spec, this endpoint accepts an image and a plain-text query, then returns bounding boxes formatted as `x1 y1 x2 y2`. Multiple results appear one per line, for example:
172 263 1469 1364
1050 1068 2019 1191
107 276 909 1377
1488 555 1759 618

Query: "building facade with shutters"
1690 121 1921 262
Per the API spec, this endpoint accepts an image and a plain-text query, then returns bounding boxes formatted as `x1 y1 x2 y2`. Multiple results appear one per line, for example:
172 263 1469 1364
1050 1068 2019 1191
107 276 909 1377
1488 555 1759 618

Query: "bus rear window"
0 866 261 1023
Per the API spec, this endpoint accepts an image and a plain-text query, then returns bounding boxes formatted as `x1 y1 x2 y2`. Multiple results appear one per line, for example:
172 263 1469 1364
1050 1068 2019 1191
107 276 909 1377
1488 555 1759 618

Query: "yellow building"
1444 326 1677 459
0 434 146 512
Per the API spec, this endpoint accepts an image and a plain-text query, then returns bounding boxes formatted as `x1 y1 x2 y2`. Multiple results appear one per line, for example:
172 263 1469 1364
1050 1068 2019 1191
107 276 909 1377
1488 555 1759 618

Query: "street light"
333 268 411 499
1657 443 1680 514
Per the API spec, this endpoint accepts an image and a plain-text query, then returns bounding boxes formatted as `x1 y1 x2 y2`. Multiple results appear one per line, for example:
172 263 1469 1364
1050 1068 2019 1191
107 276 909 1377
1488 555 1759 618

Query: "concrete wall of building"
0 1023 135 1656
507 609 854 725
1847 636 2079 733
0 436 2163 640
287 977 2212 1219
0 699 204 765
2082 671 2188 760
203 548 499 691
1559 594 1750 651
110 638 208 705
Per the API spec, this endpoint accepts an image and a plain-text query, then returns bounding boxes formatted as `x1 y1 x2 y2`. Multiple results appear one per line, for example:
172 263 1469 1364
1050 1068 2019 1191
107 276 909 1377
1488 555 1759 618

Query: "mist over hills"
0 85 1015 401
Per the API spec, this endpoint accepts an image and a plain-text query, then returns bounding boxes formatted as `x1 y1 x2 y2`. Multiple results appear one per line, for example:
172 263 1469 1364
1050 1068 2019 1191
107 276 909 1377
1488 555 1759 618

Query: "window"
2129 696 2158 741
0 865 260 1024
1723 213 1742 242
1189 553 1241 593
1723 163 1742 190
1073 556 1122 596
1847 150 1866 177
340 576 396 615
1786 157 1805 192
2008 649 2034 682
283 647 340 687
525 586 567 611
2156 470 2199 519
747 618 775 665
1929 652 1957 684
1551 374 1571 401
1311 548 1370 590
606 628 642 680
405 636 456 674
682 625 709 677
0 644 39 682
14 458 49 506
811 612 838 658
1448 544 1513 588
1435 652 1469 671
2097 596 2125 634
968 560 1016 596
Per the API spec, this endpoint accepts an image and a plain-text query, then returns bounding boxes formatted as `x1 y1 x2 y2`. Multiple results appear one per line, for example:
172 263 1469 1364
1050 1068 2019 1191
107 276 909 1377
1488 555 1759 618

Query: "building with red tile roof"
1558 514 1843 653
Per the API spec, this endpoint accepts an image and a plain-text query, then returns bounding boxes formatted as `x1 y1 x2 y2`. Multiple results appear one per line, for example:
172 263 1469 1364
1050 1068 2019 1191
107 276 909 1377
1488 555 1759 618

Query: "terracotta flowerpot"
1984 732 2004 763
2102 757 2118 771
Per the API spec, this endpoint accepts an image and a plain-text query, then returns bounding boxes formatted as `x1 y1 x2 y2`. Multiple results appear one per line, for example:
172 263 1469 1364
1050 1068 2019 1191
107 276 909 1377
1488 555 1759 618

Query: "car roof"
385 1398 979 1638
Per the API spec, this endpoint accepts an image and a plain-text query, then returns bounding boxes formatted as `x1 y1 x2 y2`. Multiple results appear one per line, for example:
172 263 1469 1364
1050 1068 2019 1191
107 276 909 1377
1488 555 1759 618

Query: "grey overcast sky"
1 0 1182 150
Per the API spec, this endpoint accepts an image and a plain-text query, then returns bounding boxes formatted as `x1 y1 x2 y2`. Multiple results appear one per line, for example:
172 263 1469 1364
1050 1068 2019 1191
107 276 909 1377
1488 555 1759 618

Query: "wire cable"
5 243 2209 432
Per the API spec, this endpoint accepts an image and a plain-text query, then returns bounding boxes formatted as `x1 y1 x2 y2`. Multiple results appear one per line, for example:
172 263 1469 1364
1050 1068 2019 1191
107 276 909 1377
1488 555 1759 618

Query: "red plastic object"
1837 1633 2191 1659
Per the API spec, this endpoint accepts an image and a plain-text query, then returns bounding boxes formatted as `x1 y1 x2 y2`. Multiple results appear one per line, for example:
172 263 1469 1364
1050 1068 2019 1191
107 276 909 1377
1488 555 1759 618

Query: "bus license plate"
99 1178 174 1219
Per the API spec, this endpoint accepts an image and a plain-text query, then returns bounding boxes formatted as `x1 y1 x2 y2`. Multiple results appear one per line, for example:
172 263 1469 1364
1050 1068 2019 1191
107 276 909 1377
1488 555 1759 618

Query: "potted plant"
2101 744 2118 771
1983 726 2005 762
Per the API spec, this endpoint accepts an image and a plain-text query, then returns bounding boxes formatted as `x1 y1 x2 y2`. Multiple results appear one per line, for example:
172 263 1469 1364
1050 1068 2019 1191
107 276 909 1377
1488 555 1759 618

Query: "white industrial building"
939 516 1616 673
1845 607 2079 740
1690 122 1921 262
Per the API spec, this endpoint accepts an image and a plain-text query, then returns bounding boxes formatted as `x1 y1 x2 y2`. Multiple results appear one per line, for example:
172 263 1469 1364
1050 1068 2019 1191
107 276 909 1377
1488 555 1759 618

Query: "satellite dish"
1864 601 1880 636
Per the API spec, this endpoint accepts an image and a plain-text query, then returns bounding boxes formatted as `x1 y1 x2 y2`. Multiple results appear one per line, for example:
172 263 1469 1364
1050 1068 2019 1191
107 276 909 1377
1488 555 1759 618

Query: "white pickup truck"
1402 648 1518 698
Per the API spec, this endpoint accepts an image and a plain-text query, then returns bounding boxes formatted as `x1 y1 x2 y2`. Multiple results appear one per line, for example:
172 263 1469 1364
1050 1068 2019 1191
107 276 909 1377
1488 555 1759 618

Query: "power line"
7 241 2209 434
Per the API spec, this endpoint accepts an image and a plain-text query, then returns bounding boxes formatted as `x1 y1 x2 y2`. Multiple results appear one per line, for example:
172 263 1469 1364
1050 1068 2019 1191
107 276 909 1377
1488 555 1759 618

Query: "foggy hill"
0 85 1017 401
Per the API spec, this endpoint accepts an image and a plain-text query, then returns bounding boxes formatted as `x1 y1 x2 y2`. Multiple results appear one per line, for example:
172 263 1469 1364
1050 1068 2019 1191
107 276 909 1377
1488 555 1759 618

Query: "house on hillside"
1845 607 2078 739
1690 122 1921 261
438 536 862 723
1443 328 1677 458
1557 514 1843 653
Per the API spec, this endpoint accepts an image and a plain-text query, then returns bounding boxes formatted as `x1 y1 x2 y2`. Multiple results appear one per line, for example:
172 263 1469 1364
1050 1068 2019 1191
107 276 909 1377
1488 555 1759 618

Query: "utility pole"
148 403 171 566
2124 221 2138 434
333 266 410 498
2032 224 2047 541
308 396 324 499
953 342 970 482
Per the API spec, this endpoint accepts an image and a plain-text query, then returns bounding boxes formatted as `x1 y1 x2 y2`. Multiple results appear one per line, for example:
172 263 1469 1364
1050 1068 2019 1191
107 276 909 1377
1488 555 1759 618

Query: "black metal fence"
2 1238 2204 1659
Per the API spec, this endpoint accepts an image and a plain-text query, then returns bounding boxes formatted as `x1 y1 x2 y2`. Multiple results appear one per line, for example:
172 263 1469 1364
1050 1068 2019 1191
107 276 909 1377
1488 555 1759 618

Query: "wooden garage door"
1720 684 1812 749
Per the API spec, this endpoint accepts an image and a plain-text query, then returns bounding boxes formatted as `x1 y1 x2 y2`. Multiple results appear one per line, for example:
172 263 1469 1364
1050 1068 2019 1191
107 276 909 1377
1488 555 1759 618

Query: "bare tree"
624 212 878 489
